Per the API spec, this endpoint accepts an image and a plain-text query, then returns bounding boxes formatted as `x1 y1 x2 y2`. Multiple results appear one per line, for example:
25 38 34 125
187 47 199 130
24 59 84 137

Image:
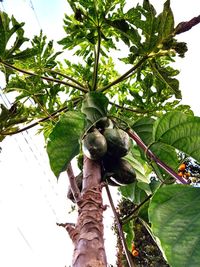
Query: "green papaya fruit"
95 117 114 130
67 172 83 203
103 156 136 185
103 128 131 158
82 128 107 160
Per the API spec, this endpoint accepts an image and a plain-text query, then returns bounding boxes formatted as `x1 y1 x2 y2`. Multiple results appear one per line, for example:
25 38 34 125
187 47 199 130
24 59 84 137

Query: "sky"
0 1 200 267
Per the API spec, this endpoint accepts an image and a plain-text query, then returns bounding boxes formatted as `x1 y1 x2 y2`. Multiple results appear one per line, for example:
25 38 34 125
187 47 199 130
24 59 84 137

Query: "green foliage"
123 220 134 250
153 111 200 163
0 11 38 81
132 117 155 145
81 91 109 126
1 1 200 266
0 103 30 141
0 11 35 61
47 111 85 177
149 185 200 267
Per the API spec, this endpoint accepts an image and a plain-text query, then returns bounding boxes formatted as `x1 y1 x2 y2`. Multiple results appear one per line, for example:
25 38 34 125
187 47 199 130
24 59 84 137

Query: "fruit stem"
127 129 189 184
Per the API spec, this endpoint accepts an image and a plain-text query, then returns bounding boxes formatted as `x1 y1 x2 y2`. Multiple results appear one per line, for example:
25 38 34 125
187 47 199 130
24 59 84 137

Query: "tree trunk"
71 156 107 267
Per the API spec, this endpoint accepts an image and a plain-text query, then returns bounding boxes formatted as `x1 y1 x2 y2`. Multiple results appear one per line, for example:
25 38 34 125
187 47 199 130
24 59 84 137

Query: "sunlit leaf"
153 112 200 163
47 111 86 178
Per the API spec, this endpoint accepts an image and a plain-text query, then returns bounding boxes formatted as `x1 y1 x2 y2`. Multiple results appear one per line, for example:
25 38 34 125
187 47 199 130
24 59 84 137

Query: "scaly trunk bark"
70 156 107 267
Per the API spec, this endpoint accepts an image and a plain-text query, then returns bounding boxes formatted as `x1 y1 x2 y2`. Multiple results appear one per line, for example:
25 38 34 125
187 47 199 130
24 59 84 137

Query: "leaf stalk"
0 60 88 93
127 129 189 184
98 56 148 92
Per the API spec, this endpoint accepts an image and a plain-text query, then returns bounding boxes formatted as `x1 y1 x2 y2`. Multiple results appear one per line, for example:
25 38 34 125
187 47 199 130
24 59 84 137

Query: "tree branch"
127 129 189 184
0 97 82 135
108 101 157 114
122 194 153 225
45 68 85 88
0 60 88 93
98 56 148 92
56 222 78 243
105 184 136 267
66 163 81 203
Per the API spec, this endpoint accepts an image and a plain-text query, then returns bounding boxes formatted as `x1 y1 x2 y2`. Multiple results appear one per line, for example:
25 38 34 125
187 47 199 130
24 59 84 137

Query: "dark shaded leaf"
132 117 155 145
149 185 200 267
81 92 109 125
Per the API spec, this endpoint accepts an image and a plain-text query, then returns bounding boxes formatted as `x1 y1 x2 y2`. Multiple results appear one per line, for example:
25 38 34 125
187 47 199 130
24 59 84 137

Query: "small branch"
45 68 85 88
108 101 157 114
127 129 189 184
98 56 148 92
56 222 78 243
175 15 200 35
66 163 81 203
122 194 153 225
0 97 82 136
92 26 101 91
105 184 135 267
0 60 88 93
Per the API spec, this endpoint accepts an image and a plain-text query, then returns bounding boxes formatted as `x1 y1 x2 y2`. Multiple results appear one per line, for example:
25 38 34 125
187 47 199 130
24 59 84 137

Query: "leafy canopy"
0 1 199 266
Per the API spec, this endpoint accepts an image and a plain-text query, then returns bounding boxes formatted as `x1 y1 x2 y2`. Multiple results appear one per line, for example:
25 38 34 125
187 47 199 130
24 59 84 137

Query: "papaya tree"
1 1 200 266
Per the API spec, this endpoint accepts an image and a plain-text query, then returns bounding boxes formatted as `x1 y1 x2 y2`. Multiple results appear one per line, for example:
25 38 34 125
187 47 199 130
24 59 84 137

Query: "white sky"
0 1 200 267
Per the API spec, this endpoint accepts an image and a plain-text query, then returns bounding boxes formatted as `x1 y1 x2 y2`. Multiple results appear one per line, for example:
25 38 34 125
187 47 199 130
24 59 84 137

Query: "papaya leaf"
119 182 137 201
125 153 149 183
47 111 86 178
131 117 155 145
131 116 179 179
122 220 134 251
153 112 200 163
149 184 200 267
0 103 29 139
81 92 109 125
157 0 174 43
150 59 181 99
120 181 148 205
0 12 34 60
151 142 179 176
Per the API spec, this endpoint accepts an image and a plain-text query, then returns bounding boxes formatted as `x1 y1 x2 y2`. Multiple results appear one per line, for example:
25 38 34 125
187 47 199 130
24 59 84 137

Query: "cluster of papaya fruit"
67 117 137 202
82 117 137 186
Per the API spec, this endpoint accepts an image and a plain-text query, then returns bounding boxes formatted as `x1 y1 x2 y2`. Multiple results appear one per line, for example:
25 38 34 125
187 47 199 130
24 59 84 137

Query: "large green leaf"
151 142 179 176
125 153 149 183
119 181 148 205
132 117 155 145
149 59 181 99
81 91 109 126
157 0 174 43
153 112 200 163
149 185 200 267
47 111 85 178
